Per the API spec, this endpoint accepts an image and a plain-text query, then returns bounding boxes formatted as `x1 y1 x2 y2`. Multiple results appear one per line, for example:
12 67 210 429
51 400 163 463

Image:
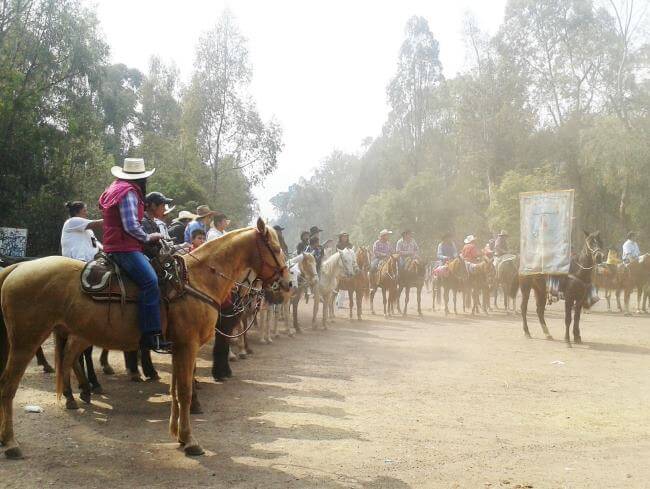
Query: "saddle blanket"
433 265 450 278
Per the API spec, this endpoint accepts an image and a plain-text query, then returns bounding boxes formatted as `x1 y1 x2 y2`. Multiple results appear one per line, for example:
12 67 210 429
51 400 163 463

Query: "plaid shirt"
396 238 419 257
373 239 393 258
118 191 149 243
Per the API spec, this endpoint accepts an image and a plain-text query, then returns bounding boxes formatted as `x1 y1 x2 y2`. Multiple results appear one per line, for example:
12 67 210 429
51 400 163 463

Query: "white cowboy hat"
464 235 477 244
111 158 155 180
177 210 197 221
163 204 176 215
379 229 393 237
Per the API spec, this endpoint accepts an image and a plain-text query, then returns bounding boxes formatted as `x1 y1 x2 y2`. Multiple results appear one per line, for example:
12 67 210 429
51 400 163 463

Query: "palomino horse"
511 231 604 345
493 255 519 313
337 247 371 320
0 219 288 459
370 254 399 317
312 249 357 328
396 257 425 316
438 257 468 315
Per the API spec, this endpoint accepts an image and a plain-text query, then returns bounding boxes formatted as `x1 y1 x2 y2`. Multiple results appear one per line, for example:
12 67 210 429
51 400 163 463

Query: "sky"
86 0 507 219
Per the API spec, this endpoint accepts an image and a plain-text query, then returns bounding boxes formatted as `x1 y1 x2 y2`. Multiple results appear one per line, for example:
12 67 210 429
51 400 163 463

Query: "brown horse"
511 231 604 345
0 219 288 459
370 255 399 317
337 247 370 320
439 257 468 315
618 255 650 315
593 263 622 312
466 256 495 315
396 257 425 316
493 255 519 313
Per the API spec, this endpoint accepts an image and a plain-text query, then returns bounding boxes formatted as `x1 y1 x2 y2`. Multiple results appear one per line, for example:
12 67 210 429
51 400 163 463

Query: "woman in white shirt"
61 201 103 261
60 201 106 394
206 213 231 241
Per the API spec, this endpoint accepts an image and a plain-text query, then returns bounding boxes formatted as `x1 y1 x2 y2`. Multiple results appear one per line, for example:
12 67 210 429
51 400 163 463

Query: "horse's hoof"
4 447 24 460
80 391 91 404
524 332 532 339
546 335 554 341
91 385 104 395
190 403 204 415
102 365 115 376
574 337 582 345
130 374 143 382
238 353 247 360
184 444 205 457
42 364 55 374
65 399 80 410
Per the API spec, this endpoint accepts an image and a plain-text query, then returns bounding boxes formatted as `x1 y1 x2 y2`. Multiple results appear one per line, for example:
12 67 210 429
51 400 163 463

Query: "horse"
466 256 495 315
618 255 650 315
337 247 371 320
511 231 604 345
312 249 357 328
286 253 318 334
396 257 425 316
370 254 399 317
493 255 519 313
593 262 623 312
0 219 289 459
438 257 468 315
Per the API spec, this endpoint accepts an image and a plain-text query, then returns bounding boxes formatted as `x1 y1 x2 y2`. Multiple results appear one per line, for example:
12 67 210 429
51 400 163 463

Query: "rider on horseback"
396 230 419 271
494 230 509 256
436 233 457 264
98 158 171 353
622 231 641 263
371 229 393 273
336 231 353 250
461 235 481 263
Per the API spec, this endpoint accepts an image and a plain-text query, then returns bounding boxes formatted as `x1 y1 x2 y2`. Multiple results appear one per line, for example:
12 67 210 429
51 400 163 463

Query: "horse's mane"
320 251 341 275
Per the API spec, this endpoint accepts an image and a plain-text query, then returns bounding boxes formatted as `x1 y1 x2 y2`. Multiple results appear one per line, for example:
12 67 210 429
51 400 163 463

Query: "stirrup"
143 334 173 355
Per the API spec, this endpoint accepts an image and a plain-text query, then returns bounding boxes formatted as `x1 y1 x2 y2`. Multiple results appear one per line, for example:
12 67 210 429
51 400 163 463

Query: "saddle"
80 249 187 303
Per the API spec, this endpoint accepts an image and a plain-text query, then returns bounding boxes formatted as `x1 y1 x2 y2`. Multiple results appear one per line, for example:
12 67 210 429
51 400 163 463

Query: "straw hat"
111 158 155 180
464 235 477 244
195 205 216 219
177 210 197 221
498 230 508 237
379 229 393 237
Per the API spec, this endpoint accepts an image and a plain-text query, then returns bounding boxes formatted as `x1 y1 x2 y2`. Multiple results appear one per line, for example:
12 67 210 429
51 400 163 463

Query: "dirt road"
1 298 649 488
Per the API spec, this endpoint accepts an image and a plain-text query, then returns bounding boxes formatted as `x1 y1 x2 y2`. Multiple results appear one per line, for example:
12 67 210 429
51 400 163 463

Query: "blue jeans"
110 251 161 336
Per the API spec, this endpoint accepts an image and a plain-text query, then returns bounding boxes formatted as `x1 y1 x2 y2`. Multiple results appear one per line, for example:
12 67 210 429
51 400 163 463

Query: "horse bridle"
576 237 604 271
255 230 289 290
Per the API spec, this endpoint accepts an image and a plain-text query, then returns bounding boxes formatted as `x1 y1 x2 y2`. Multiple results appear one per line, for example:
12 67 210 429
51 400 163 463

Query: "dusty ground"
1 294 650 488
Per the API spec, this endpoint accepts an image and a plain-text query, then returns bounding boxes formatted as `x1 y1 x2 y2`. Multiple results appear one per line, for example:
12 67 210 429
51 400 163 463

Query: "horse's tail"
0 264 21 378
54 330 68 400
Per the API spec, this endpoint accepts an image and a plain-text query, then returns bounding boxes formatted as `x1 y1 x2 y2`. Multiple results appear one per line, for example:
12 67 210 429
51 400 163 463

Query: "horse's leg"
624 288 631 315
322 294 328 329
172 344 204 456
169 367 179 439
616 288 623 312
99 349 114 375
636 286 643 313
283 301 293 336
402 286 409 316
292 294 301 333
453 288 458 315
312 290 319 327
573 304 582 344
520 282 531 338
370 288 376 315
443 286 450 315
35 346 54 373
605 289 611 311
82 346 102 393
356 289 363 320
564 299 573 347
534 284 552 340
417 285 422 316
381 288 387 317
140 347 158 380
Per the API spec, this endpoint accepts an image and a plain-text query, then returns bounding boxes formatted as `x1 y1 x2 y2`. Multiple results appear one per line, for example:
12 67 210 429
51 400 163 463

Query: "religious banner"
0 227 28 257
519 190 574 275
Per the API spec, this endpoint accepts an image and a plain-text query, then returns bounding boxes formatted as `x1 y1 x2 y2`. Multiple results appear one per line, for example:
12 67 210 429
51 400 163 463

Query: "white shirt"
154 218 170 239
622 239 640 261
206 227 226 242
61 217 100 262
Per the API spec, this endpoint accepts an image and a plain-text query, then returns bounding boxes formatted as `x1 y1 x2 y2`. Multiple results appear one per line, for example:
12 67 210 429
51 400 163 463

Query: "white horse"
312 248 357 329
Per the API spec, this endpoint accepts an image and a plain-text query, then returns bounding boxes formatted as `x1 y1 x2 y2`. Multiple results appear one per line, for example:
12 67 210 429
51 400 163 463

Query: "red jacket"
461 243 481 263
98 180 144 253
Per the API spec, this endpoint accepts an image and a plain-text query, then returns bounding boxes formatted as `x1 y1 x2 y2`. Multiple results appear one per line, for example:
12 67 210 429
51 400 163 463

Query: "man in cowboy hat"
371 229 393 273
461 235 481 263
184 205 216 244
296 230 310 255
98 158 170 353
207 212 231 241
309 225 323 238
494 230 509 257
305 234 324 272
336 231 353 251
395 230 419 270
168 210 196 245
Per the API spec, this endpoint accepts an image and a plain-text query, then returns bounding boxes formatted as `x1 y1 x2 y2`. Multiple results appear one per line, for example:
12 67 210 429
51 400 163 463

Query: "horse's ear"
256 217 267 235
593 230 600 237
583 230 590 238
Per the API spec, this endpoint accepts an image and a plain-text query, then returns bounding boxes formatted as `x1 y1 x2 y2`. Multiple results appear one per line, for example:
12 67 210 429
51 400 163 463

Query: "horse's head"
252 218 291 294
339 248 358 278
583 230 605 266
356 246 370 270
300 252 319 287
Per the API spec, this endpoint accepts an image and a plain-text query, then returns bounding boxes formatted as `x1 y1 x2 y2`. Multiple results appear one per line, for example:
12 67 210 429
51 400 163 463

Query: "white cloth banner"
519 190 574 275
